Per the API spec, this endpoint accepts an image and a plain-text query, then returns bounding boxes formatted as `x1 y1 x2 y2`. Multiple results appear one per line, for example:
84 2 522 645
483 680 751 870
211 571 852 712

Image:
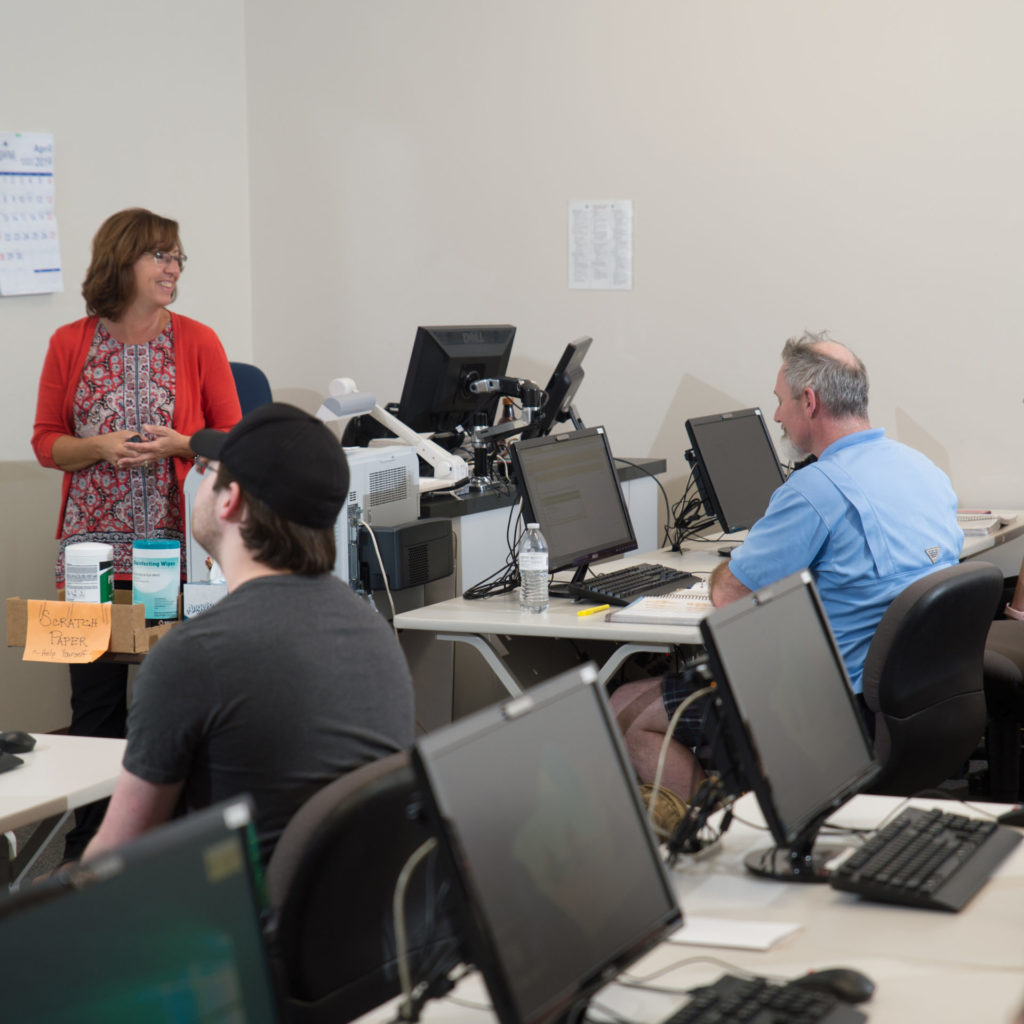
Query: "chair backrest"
861 560 1002 795
263 751 459 1024
230 361 273 415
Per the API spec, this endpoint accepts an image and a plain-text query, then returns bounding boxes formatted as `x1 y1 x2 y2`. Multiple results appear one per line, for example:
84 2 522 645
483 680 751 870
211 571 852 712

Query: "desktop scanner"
0 730 35 754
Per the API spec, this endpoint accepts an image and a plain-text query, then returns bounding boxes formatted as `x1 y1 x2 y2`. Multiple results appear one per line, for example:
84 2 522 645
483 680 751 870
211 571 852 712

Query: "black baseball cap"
191 402 349 528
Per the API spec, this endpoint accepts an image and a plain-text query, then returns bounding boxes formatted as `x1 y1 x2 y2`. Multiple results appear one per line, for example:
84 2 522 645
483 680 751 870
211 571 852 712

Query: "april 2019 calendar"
0 131 64 296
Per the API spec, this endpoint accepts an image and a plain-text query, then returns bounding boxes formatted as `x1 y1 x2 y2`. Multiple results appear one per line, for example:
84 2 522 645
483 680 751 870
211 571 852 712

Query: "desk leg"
4 812 69 891
437 634 679 699
436 633 525 697
594 643 675 687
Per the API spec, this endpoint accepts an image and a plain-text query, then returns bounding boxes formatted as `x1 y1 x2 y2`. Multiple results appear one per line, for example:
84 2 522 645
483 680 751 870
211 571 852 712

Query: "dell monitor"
699 570 880 881
413 664 682 1024
685 407 786 534
0 797 281 1022
509 426 638 588
521 336 592 439
396 324 516 439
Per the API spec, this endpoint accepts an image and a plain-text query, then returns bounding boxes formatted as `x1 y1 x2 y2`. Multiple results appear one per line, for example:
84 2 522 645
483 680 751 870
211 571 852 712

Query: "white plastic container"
64 542 114 603
518 523 549 614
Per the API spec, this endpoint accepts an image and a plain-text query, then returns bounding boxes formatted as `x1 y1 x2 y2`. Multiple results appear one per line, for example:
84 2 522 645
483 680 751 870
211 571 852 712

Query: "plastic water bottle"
519 523 549 613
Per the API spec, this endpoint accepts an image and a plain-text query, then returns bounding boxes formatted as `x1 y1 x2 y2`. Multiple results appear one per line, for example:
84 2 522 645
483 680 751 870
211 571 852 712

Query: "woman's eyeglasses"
148 250 188 271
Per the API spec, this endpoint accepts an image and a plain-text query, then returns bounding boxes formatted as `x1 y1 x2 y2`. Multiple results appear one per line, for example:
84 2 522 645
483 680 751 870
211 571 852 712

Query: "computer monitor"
412 664 682 1024
699 570 880 882
509 426 638 588
0 798 282 1022
396 324 516 438
520 336 592 439
684 407 786 534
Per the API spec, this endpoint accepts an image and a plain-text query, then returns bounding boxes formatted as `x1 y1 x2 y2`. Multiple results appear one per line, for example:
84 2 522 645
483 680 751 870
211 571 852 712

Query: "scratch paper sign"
23 600 111 663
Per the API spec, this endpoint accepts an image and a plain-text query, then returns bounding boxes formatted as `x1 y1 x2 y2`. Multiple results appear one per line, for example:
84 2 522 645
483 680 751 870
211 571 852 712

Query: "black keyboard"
828 806 1021 912
567 563 698 606
0 752 23 774
663 973 867 1024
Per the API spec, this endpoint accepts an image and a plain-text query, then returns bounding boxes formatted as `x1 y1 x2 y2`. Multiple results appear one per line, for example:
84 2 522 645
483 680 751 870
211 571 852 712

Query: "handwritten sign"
22 600 111 663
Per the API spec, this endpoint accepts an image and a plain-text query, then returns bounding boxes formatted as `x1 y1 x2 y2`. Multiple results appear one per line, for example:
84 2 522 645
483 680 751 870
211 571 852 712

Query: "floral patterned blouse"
56 321 183 585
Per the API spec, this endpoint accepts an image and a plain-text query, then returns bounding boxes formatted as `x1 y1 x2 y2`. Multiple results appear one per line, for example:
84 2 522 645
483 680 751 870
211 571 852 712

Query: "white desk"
398 516 1024 725
355 793 1024 1024
0 734 126 888
960 511 1024 563
396 545 720 722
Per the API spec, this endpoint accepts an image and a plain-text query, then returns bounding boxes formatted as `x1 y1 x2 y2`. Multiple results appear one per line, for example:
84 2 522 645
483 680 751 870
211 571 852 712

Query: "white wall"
4 0 1024 728
1 0 252 729
244 0 1024 508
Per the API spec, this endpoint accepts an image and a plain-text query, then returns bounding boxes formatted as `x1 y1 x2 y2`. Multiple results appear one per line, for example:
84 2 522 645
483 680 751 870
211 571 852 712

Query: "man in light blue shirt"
611 332 962 823
715 335 963 694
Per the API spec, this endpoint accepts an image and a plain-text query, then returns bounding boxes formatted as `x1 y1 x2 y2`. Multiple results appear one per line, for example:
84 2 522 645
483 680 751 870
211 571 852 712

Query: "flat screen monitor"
412 664 682 1024
699 570 880 881
396 324 516 438
685 407 786 533
0 798 282 1022
509 426 637 585
521 336 592 439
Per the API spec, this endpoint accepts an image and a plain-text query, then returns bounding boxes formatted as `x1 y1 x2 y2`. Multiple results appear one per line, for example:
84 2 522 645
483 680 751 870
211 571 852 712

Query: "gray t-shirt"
124 572 415 861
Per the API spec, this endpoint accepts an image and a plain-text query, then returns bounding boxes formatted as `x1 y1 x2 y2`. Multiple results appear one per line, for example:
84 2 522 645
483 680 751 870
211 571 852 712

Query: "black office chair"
263 751 460 1024
229 361 273 415
982 622 1024 802
861 560 1002 796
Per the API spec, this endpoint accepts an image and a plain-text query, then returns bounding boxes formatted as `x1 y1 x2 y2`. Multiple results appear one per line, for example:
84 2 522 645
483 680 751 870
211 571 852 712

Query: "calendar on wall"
0 131 63 296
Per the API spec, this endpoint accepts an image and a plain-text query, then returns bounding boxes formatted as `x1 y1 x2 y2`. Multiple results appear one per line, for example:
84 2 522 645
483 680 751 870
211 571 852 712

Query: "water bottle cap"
527 523 539 529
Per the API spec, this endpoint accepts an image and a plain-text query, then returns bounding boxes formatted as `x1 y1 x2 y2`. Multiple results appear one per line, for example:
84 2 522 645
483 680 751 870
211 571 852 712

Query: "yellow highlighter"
577 603 611 617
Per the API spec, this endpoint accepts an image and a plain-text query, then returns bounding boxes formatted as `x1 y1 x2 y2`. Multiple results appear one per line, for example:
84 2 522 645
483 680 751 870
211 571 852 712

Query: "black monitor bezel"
685 407 786 534
521 336 593 439
411 666 682 1024
699 571 880 860
0 797 282 1021
396 324 516 436
509 426 638 575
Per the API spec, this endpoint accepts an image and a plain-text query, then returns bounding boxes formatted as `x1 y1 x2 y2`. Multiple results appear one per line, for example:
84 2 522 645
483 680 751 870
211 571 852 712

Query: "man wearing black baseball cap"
83 403 414 863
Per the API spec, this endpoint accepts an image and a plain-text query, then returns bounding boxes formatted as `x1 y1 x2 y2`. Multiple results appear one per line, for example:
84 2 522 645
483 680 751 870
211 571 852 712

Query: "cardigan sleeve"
31 321 88 469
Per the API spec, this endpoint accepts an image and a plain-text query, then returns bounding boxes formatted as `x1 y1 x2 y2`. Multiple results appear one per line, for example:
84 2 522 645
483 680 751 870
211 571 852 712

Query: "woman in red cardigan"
31 207 242 860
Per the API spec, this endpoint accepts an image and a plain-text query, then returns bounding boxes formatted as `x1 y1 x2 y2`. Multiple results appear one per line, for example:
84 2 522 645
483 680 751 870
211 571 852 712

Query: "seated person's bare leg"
609 679 705 801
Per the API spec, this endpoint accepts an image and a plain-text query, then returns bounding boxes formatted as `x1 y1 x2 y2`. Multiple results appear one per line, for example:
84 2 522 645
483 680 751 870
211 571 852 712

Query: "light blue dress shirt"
728 429 964 692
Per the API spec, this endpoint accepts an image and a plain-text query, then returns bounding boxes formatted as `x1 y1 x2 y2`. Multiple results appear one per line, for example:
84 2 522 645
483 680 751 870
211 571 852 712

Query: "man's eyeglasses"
149 250 188 271
194 456 216 475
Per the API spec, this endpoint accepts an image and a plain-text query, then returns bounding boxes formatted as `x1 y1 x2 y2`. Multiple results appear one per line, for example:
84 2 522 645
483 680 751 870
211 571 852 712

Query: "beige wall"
4 1 1024 726
244 0 1024 511
2 0 252 728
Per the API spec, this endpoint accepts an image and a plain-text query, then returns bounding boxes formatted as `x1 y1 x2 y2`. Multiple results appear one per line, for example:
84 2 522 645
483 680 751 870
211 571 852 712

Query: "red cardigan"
32 313 243 538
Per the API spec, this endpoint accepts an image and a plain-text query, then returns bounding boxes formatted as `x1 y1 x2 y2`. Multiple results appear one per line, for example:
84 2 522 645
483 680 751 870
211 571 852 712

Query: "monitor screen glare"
509 427 637 577
699 570 880 881
685 407 786 533
413 665 682 1024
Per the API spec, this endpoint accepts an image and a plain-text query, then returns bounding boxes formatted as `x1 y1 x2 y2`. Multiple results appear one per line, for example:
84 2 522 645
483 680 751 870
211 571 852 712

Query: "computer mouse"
0 730 36 754
997 806 1024 828
790 967 875 1004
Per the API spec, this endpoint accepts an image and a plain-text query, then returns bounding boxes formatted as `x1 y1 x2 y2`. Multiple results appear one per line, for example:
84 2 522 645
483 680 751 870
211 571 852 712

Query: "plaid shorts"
662 670 714 749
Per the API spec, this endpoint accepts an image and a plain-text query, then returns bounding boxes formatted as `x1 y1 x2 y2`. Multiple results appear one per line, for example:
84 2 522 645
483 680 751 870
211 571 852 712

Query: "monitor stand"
743 836 848 883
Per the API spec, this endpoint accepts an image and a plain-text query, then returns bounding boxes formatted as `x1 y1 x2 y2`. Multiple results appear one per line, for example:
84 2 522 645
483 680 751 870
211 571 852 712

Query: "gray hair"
781 331 869 419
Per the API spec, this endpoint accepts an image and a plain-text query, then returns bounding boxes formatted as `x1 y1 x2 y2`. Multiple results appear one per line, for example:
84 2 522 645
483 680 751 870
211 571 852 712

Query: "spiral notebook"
605 588 713 625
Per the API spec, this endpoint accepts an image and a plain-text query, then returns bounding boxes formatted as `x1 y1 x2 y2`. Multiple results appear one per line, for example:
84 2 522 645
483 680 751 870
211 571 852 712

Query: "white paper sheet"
568 199 632 289
668 915 802 951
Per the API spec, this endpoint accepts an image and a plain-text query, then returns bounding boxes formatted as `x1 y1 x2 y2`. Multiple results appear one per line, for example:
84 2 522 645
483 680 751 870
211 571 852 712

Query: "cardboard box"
6 591 178 656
